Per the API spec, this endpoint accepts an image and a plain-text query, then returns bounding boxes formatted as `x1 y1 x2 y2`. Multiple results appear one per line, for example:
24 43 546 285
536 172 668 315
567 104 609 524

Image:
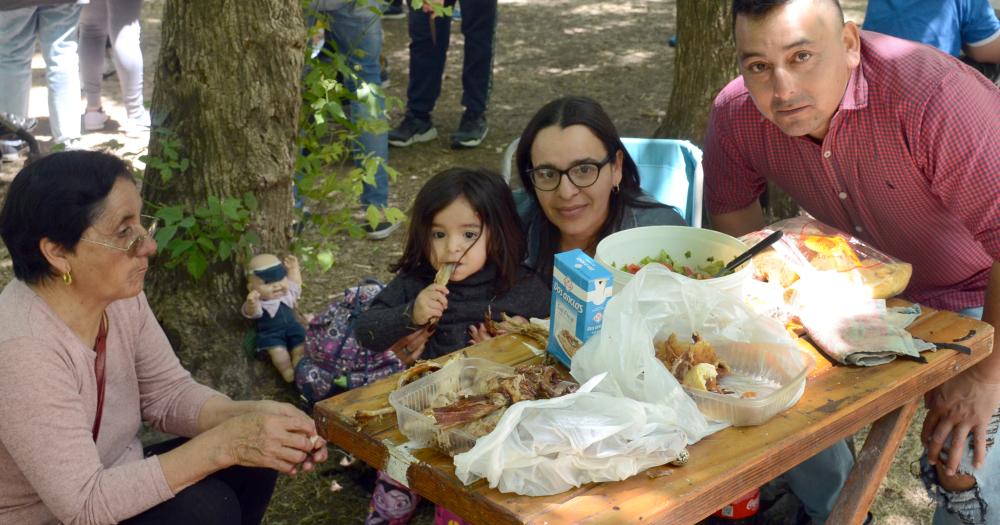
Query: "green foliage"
139 125 189 183
151 193 261 279
295 2 404 270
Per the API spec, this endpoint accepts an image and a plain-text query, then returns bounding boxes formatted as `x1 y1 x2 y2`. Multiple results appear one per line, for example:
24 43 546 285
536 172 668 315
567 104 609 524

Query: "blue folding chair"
620 137 703 228
500 137 704 228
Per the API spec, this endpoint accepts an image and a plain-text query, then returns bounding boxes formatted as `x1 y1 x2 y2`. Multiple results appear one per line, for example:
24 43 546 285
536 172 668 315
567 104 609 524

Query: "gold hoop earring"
62 271 73 286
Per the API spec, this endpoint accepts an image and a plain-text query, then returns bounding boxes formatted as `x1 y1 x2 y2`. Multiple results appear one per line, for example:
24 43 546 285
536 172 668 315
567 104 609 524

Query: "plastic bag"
741 215 913 300
453 374 689 496
741 215 932 366
571 264 800 432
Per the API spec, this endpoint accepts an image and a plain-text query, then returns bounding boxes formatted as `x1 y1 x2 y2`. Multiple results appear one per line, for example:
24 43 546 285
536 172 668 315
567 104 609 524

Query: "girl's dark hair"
0 151 135 284
515 95 660 276
393 168 526 293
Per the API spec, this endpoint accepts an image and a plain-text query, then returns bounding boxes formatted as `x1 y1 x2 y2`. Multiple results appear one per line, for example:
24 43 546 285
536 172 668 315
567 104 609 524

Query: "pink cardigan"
0 279 223 524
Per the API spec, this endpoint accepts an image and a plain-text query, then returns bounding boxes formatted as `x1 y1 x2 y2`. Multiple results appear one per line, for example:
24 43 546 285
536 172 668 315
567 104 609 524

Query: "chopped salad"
615 249 730 279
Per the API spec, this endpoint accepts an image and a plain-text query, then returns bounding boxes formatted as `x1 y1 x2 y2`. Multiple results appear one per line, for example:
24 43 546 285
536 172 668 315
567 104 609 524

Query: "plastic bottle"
707 487 760 524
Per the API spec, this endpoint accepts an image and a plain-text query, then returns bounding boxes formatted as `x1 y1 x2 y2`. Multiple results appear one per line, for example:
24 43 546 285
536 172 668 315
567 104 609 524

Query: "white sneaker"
121 110 151 138
1 139 24 163
83 109 109 131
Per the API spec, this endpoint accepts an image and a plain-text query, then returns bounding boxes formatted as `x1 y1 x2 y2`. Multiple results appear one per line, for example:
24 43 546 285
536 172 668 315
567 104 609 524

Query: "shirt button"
855 226 863 233
838 192 847 200
823 151 832 159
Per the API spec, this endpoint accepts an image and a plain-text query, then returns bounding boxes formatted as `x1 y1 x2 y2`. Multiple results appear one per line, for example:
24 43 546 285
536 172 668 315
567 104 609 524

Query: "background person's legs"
0 8 39 122
403 0 454 122
780 440 855 524
36 4 82 145
79 0 110 128
325 2 389 210
107 0 146 123
456 0 496 119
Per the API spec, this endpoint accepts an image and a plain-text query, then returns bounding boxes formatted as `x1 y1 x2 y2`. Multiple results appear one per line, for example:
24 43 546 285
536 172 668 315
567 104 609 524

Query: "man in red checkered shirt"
705 0 1000 523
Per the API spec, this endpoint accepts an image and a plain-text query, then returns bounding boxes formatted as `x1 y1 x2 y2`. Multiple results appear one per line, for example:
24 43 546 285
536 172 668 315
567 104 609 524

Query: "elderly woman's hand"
214 410 327 475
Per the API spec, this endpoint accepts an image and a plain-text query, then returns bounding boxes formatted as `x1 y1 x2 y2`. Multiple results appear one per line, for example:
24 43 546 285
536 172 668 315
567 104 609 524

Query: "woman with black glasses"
515 96 686 282
0 151 327 524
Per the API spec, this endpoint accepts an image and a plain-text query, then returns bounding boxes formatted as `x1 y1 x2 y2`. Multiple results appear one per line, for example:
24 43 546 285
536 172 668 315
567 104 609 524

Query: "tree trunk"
142 0 305 398
658 1 799 223
655 1 737 145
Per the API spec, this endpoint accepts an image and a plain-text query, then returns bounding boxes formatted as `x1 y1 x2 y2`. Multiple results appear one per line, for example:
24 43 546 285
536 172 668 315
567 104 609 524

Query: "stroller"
0 112 42 166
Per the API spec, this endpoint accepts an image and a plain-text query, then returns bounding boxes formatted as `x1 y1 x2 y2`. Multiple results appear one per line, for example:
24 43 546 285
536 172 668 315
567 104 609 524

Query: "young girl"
354 167 550 525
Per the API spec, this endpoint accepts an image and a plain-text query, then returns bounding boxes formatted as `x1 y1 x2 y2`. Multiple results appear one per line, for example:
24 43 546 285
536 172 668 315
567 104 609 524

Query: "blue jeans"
405 0 497 121
0 5 82 144
317 0 389 208
781 440 855 524
927 305 998 525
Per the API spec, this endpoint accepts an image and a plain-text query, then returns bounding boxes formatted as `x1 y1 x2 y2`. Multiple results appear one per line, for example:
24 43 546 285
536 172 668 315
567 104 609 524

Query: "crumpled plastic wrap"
452 374 689 496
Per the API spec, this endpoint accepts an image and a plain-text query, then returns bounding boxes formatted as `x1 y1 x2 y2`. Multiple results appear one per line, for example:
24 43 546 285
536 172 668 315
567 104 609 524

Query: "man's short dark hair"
732 0 844 32
0 151 134 283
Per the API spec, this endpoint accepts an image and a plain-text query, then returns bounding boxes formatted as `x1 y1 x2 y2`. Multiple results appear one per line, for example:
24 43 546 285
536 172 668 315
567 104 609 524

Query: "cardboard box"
547 249 613 367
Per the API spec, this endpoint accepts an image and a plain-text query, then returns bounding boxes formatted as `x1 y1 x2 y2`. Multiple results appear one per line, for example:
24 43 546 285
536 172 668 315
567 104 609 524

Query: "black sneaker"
361 220 402 241
450 112 488 149
382 1 405 19
388 115 437 147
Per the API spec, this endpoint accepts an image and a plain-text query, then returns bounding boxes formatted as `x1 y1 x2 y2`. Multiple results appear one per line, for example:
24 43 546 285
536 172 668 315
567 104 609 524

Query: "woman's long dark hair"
392 168 527 293
515 95 660 277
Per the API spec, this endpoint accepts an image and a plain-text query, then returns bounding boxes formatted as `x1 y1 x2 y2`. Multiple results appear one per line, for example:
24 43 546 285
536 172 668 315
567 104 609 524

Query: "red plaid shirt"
705 32 1000 311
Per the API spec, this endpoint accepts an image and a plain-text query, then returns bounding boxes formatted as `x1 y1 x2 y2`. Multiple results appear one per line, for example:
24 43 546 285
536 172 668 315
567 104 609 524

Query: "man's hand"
421 0 444 14
922 365 1000 474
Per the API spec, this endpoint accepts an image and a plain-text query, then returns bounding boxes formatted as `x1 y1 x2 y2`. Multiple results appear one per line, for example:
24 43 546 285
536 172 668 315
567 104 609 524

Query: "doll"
241 253 306 382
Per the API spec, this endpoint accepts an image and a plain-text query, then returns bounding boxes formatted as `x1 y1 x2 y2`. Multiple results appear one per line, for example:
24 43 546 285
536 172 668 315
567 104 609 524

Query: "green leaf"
243 192 258 212
156 206 184 224
169 240 194 258
316 250 334 272
186 250 208 279
179 217 196 228
197 236 215 253
154 225 178 246
221 198 241 220
218 240 233 261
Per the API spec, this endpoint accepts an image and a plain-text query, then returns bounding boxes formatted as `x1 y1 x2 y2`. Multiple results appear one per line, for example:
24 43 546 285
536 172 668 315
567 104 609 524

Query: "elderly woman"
515 95 686 281
0 151 328 524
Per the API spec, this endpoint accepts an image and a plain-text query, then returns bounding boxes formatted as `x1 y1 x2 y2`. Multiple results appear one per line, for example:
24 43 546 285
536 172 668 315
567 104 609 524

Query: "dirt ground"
0 1 941 524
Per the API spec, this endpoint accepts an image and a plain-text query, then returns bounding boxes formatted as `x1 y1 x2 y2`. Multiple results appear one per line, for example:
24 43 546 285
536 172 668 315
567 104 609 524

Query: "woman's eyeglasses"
527 151 614 191
81 214 159 256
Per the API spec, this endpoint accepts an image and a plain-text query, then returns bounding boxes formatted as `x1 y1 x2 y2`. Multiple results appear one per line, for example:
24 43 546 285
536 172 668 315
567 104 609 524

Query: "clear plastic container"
389 357 515 455
682 340 815 426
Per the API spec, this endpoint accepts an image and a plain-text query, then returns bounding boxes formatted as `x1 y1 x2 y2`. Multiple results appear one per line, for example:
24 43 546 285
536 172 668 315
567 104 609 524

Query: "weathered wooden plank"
827 399 921 525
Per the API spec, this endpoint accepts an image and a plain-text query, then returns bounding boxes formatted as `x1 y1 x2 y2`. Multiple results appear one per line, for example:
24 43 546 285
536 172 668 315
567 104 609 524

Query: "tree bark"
658 1 800 223
655 1 737 145
142 0 305 398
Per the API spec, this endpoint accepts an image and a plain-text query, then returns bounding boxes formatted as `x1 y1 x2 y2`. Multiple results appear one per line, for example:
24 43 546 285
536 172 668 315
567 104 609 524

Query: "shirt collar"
839 57 868 111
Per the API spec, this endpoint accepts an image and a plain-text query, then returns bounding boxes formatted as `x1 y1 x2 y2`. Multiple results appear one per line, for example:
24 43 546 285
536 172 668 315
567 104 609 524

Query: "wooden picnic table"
314 303 994 525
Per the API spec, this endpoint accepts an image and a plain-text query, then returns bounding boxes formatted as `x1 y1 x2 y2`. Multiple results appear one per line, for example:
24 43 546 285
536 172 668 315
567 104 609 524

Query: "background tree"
142 0 306 398
658 1 798 224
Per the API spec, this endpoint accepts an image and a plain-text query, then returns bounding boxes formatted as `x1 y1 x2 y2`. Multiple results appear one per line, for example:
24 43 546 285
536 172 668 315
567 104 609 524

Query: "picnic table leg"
827 398 921 525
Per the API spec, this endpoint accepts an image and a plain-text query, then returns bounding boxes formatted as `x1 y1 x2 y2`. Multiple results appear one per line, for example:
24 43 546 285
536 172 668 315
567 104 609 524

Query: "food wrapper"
741 215 932 366
741 215 912 300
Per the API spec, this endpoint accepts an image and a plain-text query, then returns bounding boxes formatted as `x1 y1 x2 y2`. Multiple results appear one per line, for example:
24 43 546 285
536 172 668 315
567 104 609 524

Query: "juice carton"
548 249 613 367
